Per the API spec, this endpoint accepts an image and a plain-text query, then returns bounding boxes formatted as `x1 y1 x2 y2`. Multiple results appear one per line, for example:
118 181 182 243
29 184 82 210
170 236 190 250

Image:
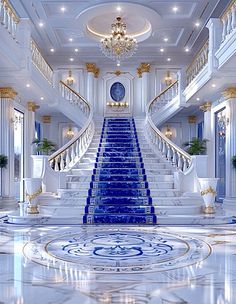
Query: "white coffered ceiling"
11 0 228 69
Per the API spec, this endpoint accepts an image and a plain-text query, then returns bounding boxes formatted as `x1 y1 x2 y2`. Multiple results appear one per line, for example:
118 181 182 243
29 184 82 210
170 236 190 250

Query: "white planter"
24 178 42 214
198 178 218 214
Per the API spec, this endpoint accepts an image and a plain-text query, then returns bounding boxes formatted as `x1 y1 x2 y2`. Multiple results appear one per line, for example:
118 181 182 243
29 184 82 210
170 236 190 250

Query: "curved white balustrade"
149 80 178 115
59 81 90 117
221 1 236 43
186 41 209 86
0 0 19 40
146 82 192 173
31 39 53 84
49 84 94 172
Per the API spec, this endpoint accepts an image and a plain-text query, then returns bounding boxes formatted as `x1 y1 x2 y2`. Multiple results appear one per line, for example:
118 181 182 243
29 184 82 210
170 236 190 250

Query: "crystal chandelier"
101 17 137 65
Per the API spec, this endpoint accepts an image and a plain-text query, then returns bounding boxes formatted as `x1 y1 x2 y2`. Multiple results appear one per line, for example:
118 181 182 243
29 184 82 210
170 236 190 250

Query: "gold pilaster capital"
222 87 236 100
188 115 197 124
199 102 211 112
0 87 17 99
28 101 40 112
41 115 51 123
137 63 150 78
86 63 99 77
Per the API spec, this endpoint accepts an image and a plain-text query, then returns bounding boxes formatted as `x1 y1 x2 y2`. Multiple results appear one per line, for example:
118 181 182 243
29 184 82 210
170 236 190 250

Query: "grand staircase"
83 118 157 224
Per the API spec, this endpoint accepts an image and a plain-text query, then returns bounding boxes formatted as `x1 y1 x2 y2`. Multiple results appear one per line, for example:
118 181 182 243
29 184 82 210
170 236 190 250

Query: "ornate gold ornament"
202 206 215 214
107 101 129 107
41 115 51 123
188 116 197 124
28 101 40 112
200 186 216 196
137 63 150 78
26 186 42 214
107 70 129 77
0 87 17 99
222 87 236 100
86 63 100 78
199 102 211 112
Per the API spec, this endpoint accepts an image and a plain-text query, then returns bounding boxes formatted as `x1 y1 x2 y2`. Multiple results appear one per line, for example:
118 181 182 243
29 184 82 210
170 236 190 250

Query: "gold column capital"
199 102 211 112
188 115 197 124
41 115 51 123
137 63 151 78
28 101 40 112
0 87 17 99
222 87 236 100
86 63 99 77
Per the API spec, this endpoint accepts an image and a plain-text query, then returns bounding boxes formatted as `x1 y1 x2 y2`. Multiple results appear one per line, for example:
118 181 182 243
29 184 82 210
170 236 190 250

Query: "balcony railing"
0 0 19 40
221 0 236 43
149 80 178 115
49 84 93 171
30 39 53 85
146 82 192 173
59 81 90 117
186 40 209 86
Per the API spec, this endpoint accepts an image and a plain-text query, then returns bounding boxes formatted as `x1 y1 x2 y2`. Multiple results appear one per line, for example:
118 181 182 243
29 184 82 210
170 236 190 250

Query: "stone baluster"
222 18 227 41
226 11 232 35
172 149 177 167
232 4 236 30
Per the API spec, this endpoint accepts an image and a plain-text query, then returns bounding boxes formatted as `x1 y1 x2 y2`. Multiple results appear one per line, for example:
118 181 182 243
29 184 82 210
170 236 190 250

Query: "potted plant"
232 156 236 169
182 137 208 155
32 138 56 155
0 154 8 196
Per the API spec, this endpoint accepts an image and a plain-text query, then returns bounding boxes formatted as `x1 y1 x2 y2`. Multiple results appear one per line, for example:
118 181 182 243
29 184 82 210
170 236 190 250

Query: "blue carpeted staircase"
83 117 157 224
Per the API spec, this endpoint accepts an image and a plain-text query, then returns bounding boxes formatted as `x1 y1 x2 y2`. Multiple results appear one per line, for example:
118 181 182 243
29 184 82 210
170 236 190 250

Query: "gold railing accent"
221 0 236 43
221 0 236 20
30 39 53 84
48 84 94 171
146 81 192 172
0 0 20 40
186 40 209 86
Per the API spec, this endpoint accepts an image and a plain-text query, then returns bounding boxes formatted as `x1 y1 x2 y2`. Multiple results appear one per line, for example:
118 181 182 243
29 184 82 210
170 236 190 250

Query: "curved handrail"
48 85 94 171
146 82 192 173
59 81 90 117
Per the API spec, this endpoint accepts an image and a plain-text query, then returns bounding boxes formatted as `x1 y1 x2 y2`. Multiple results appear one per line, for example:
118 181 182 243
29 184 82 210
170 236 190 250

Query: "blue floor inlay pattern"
83 117 157 224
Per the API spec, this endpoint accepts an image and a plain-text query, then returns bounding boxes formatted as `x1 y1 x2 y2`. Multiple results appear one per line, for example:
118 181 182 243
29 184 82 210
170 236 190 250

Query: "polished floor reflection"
0 223 236 304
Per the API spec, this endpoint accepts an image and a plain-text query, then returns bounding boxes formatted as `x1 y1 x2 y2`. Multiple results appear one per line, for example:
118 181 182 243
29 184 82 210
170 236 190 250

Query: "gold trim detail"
137 63 150 78
107 70 128 77
28 101 40 112
2 0 20 23
188 116 197 124
42 115 51 123
26 187 42 202
27 205 39 214
86 63 100 77
0 87 17 99
199 102 211 112
202 206 215 214
200 186 216 196
222 87 236 100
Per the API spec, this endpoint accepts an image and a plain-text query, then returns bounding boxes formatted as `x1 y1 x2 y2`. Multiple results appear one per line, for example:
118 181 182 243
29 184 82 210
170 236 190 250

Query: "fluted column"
0 88 17 198
137 63 150 113
222 88 236 207
199 102 213 177
86 63 99 109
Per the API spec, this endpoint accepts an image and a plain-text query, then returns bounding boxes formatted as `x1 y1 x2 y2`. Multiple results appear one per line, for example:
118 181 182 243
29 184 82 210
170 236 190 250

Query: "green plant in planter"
32 138 57 155
232 156 236 169
182 137 208 155
0 154 8 168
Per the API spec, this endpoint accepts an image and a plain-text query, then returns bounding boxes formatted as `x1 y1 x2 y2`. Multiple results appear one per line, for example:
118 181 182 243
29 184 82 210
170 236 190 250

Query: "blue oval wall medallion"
110 82 125 101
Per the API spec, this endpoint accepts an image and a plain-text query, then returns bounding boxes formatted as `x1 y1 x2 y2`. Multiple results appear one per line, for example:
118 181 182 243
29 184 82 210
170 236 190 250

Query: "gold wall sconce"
65 126 74 138
165 71 173 86
66 70 74 86
106 101 129 107
164 125 173 139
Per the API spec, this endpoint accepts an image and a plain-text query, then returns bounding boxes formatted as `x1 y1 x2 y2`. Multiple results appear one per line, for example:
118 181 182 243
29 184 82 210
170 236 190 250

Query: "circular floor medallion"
23 227 211 273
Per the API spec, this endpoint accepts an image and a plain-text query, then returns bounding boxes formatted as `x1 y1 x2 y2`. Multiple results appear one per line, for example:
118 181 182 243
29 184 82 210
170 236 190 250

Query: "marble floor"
1 221 236 304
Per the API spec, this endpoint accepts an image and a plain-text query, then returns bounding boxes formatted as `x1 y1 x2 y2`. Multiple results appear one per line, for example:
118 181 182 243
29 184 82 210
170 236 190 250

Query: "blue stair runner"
83 118 157 224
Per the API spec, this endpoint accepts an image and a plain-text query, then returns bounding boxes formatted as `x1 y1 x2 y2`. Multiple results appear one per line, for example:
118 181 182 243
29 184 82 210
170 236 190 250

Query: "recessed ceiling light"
60 6 66 12
212 83 216 88
185 48 190 52
116 6 121 12
160 48 164 52
69 38 73 42
195 22 200 27
167 57 171 62
196 97 200 101
74 48 79 52
39 22 44 27
164 37 168 42
50 48 55 52
26 84 30 88
172 6 178 12
40 97 44 100
69 58 74 62
117 62 121 67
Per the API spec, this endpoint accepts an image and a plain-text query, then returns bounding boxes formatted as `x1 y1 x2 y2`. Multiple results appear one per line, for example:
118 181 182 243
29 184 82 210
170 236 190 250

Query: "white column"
86 63 99 108
206 18 222 71
0 88 17 198
200 102 214 177
138 63 150 114
222 88 236 207
41 115 51 140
